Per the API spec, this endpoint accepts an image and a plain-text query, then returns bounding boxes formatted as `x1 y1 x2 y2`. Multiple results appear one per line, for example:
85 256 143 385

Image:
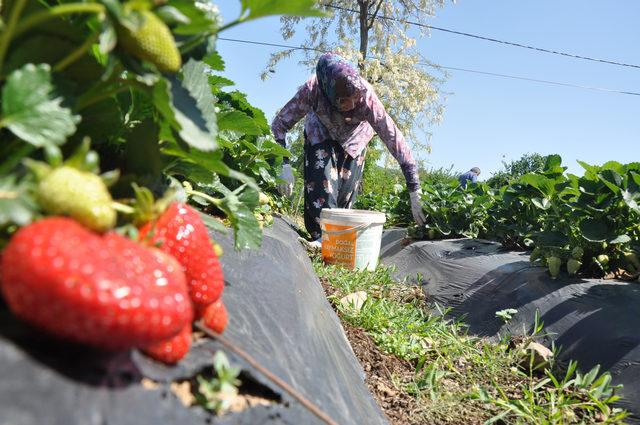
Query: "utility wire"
438 65 640 96
217 37 640 97
324 4 640 70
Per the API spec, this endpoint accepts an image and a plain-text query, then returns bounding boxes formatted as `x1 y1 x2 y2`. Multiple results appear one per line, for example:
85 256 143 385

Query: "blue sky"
216 1 639 179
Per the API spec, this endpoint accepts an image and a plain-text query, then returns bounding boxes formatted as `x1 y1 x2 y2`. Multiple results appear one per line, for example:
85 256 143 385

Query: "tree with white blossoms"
264 0 451 158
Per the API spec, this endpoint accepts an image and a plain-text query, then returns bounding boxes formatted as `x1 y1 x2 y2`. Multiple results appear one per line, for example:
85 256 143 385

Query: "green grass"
314 260 628 424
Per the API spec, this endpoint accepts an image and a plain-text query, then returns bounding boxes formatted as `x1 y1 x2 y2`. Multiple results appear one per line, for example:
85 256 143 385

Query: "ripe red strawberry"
141 323 191 364
197 299 228 334
0 217 193 350
139 203 224 307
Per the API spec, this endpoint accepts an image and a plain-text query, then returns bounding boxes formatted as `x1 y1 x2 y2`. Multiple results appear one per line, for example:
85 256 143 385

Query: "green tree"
487 153 549 188
264 0 451 154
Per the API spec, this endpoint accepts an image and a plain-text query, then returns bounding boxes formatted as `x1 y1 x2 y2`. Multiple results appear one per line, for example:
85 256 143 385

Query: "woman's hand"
409 190 426 226
277 164 295 197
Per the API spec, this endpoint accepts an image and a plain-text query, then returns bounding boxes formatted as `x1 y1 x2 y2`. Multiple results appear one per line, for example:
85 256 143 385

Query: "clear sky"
216 1 639 179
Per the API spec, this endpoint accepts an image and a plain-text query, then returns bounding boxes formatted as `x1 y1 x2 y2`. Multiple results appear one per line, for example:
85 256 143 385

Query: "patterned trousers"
303 140 366 240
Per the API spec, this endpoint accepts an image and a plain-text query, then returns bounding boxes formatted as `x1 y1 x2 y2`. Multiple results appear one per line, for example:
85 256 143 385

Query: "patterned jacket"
271 75 420 192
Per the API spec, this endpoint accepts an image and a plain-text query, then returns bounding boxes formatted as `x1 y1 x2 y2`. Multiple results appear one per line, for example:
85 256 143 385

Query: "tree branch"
357 0 369 68
367 0 385 29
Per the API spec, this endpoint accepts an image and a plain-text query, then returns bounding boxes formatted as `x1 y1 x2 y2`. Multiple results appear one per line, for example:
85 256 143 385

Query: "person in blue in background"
458 167 481 188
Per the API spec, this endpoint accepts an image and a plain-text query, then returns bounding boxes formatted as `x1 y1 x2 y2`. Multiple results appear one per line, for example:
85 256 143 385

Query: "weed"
314 260 627 424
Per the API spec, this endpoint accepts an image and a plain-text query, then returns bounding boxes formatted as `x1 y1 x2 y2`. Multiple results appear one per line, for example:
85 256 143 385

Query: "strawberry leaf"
199 177 262 250
0 175 37 227
156 60 218 152
180 59 218 138
168 0 220 35
223 195 262 250
217 110 261 135
239 0 326 22
1 64 79 148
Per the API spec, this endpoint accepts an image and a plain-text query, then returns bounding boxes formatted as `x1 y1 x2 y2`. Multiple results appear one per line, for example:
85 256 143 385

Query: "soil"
320 279 422 425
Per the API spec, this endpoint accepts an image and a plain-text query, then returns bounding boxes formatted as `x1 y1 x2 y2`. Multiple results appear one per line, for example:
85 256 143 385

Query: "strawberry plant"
370 153 639 279
405 180 495 240
0 0 322 250
0 0 324 362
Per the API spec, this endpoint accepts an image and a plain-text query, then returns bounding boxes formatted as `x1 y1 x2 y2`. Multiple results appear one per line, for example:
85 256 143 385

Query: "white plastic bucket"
320 208 386 271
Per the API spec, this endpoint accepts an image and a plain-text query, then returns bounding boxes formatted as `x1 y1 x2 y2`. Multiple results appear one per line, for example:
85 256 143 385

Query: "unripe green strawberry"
596 254 609 266
570 246 584 260
258 192 270 205
118 10 181 72
623 252 640 273
567 259 582 276
547 256 561 279
530 247 542 263
38 166 116 232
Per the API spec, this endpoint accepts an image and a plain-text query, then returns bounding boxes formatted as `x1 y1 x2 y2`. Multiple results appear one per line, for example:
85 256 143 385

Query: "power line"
324 4 640 70
217 37 640 97
437 65 640 96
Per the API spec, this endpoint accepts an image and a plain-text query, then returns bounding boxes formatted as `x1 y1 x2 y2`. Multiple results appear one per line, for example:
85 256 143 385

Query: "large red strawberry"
197 299 228 334
141 323 192 364
0 217 193 350
139 203 224 307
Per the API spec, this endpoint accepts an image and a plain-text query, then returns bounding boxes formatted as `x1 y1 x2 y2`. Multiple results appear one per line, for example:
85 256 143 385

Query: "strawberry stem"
13 3 106 39
0 0 28 73
218 18 244 33
184 187 223 207
0 139 34 176
76 80 144 110
53 32 101 72
111 201 136 215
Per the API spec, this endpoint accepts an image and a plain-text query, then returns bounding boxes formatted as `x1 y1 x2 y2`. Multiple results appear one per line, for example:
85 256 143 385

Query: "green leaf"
162 141 230 177
609 235 631 244
600 161 626 174
579 218 608 242
544 154 562 169
531 197 551 210
98 21 117 54
170 161 221 186
209 75 235 90
177 59 218 143
0 175 37 227
217 110 261 135
578 160 600 175
218 90 269 132
1 64 79 147
257 138 290 157
76 97 123 143
533 230 568 247
629 171 640 193
209 182 262 250
598 170 623 194
622 190 640 213
124 119 163 178
520 175 556 198
204 50 226 72
157 61 218 151
258 166 275 185
169 0 219 35
239 0 326 22
155 5 191 25
199 211 228 233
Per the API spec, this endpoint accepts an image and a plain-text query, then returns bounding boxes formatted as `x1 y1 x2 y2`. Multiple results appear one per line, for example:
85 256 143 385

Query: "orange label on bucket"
321 223 357 269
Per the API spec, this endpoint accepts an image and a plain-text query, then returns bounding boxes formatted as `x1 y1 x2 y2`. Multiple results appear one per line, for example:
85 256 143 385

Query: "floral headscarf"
316 53 365 109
